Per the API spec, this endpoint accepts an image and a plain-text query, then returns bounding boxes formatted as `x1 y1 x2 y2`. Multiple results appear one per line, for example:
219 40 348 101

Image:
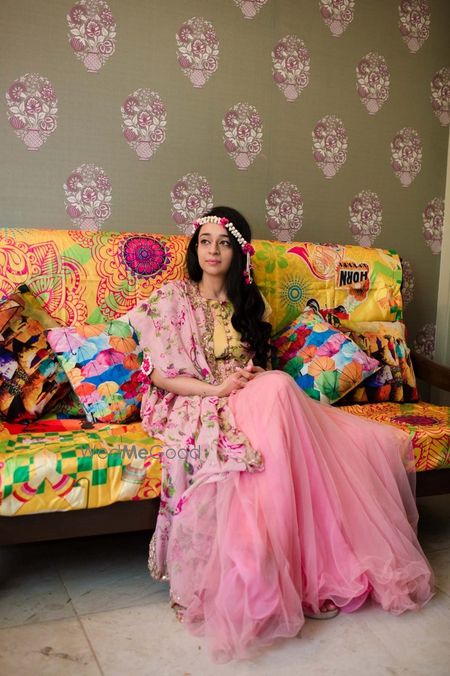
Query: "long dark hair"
186 206 272 368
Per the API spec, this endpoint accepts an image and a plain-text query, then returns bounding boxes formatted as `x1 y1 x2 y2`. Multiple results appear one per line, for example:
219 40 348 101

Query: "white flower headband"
192 215 255 284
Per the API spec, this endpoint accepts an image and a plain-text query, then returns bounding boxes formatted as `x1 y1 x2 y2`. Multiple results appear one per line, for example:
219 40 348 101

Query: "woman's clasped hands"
216 359 265 396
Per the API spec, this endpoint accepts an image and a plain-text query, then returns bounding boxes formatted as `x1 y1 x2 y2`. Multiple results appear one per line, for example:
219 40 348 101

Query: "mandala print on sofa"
64 164 112 231
6 74 58 151
319 0 355 37
430 67 450 127
312 115 348 178
348 190 383 246
272 35 310 102
278 275 312 320
265 182 303 242
171 173 214 233
67 0 116 72
176 17 219 88
391 127 422 187
398 0 431 53
121 89 167 160
391 414 438 426
233 0 269 20
356 53 390 115
121 236 171 278
223 103 263 170
422 197 444 254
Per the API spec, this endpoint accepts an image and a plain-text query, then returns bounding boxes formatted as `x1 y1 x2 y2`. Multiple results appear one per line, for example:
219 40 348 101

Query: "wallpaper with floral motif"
0 0 449 355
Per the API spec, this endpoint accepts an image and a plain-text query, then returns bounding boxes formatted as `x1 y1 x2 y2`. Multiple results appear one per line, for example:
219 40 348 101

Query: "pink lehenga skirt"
166 371 434 662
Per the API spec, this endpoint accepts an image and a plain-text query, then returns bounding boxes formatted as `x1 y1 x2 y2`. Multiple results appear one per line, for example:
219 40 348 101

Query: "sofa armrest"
411 350 450 392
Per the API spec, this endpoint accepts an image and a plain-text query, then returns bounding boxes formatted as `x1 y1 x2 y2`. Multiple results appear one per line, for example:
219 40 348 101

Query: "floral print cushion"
0 285 69 422
47 320 143 424
337 320 419 403
272 308 380 404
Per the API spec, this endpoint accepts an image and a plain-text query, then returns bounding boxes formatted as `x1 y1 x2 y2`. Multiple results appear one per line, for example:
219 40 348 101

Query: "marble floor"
0 494 449 676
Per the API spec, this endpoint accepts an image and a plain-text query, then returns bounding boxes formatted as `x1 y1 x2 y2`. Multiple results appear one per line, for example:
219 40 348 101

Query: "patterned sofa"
0 228 448 545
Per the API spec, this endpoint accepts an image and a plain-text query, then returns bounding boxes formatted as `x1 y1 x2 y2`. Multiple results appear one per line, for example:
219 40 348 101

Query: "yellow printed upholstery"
254 241 402 333
340 403 450 471
0 227 446 517
0 229 402 333
0 418 162 516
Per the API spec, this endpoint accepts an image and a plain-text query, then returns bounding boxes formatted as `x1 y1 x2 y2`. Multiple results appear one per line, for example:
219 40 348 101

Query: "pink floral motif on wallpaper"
401 259 414 307
64 164 112 231
319 0 355 37
430 66 449 127
170 173 214 234
265 182 303 242
390 127 422 187
422 197 444 254
398 0 431 53
67 1 116 72
6 74 57 151
413 323 435 359
348 190 383 246
233 0 269 20
223 103 263 170
121 89 167 161
312 115 348 178
272 35 310 102
176 17 219 88
356 52 390 115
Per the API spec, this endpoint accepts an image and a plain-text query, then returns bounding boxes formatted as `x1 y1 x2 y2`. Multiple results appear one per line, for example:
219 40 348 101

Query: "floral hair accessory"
192 215 255 284
242 242 255 255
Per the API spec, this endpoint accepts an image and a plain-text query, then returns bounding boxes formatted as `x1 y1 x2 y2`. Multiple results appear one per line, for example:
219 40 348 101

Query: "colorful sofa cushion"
337 320 419 403
0 285 69 422
272 308 380 404
47 320 143 424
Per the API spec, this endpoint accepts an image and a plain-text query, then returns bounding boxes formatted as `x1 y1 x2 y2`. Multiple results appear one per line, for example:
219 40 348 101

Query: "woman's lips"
206 260 221 264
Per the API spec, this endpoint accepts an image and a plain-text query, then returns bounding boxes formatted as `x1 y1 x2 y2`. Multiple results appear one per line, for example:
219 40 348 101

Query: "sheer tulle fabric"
167 371 434 662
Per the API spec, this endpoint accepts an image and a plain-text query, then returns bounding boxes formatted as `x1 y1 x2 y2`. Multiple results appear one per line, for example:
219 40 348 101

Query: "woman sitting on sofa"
128 206 434 663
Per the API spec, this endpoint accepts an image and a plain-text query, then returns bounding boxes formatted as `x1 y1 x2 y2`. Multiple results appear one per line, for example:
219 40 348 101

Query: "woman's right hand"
215 368 256 397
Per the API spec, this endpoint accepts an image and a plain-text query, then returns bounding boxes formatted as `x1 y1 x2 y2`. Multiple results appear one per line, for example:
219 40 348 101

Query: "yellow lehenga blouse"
209 300 246 361
188 280 272 382
208 296 273 361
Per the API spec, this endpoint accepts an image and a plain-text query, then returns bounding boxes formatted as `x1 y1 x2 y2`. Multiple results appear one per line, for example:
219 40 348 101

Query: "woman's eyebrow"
200 231 230 239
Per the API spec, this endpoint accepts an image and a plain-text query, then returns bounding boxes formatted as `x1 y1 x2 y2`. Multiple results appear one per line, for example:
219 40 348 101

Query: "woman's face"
197 222 234 279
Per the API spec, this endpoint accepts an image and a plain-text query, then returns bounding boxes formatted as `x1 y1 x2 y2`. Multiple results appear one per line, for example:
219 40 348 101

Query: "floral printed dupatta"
126 279 263 579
